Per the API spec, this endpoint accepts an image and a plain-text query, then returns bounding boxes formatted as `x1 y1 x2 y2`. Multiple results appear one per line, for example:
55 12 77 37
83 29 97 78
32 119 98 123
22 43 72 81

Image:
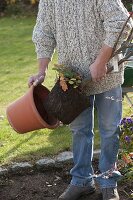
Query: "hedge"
0 0 132 16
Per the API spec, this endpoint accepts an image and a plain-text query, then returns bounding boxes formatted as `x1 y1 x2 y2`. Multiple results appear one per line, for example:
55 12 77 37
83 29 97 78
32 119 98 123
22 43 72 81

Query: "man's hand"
89 62 107 82
89 44 113 82
28 58 50 87
28 73 45 87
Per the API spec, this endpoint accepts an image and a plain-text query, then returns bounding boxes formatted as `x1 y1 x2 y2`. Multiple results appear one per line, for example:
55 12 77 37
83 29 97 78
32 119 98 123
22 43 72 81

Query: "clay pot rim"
30 85 59 129
6 85 59 134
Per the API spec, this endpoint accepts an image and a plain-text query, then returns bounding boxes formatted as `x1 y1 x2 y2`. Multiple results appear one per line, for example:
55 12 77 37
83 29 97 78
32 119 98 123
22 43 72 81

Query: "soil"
0 162 132 200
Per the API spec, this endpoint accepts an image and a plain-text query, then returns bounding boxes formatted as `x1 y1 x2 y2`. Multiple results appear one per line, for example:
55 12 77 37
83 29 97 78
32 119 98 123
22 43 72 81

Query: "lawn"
0 17 132 166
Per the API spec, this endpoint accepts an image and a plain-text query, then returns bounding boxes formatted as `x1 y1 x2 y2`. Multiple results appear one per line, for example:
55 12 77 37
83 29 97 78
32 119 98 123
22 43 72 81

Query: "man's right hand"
28 73 45 87
28 58 50 87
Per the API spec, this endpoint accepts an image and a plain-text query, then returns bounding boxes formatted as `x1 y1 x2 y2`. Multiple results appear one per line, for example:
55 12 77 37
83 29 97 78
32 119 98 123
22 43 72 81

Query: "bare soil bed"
0 162 132 200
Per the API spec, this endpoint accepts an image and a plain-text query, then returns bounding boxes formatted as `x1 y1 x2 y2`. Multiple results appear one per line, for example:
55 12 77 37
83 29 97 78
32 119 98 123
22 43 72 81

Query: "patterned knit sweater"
32 0 132 95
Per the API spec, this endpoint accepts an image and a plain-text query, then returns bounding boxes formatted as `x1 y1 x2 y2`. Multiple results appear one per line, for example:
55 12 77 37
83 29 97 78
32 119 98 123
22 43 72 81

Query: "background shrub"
0 0 7 13
0 0 132 16
122 0 133 11
0 0 39 15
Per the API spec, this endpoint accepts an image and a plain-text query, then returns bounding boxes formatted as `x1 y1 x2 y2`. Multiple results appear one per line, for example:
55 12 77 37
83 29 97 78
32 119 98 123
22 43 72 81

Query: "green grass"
0 17 132 166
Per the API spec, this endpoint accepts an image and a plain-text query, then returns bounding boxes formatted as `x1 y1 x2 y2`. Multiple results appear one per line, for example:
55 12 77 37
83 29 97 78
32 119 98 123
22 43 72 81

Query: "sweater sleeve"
99 0 133 48
32 0 56 59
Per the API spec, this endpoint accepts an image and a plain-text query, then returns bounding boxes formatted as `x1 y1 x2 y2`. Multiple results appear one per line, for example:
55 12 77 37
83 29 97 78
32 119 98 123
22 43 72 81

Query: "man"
28 0 132 199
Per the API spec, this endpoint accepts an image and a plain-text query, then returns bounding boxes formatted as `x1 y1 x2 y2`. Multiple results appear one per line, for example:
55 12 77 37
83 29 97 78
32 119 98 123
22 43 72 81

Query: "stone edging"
0 150 100 177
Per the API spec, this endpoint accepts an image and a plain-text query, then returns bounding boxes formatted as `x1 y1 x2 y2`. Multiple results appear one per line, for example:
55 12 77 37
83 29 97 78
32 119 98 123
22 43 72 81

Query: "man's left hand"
89 62 107 82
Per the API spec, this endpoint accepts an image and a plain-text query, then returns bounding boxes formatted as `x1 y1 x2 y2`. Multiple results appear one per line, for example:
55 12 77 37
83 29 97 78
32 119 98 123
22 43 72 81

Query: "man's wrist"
94 44 113 67
94 59 107 68
38 70 46 77
38 58 50 76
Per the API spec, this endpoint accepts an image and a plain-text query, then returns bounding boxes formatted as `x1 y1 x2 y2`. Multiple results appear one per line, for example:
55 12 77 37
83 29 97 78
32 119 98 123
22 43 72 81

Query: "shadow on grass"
0 132 40 163
11 128 100 164
1 126 71 165
1 110 100 165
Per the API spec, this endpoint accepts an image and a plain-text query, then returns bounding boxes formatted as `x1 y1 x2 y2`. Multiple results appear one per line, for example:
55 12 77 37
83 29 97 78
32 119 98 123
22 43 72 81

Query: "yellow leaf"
60 79 68 92
60 73 64 79
31 0 36 4
122 154 132 164
76 75 81 79
9 0 16 4
129 152 133 158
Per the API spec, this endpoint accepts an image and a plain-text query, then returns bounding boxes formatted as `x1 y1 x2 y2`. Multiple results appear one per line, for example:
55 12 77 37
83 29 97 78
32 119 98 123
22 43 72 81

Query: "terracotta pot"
6 85 59 134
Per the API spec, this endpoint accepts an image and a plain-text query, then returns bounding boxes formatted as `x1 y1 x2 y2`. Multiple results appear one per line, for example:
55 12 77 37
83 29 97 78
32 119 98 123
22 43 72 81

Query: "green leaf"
70 78 76 81
73 85 78 88
68 80 74 84
77 80 82 83
52 67 58 71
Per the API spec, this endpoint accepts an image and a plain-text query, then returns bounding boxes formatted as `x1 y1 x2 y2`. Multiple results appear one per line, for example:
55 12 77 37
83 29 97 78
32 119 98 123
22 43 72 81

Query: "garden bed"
0 161 132 200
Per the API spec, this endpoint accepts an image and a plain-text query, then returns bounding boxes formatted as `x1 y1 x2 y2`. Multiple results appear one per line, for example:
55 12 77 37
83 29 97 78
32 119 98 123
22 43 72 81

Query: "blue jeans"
69 86 122 188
